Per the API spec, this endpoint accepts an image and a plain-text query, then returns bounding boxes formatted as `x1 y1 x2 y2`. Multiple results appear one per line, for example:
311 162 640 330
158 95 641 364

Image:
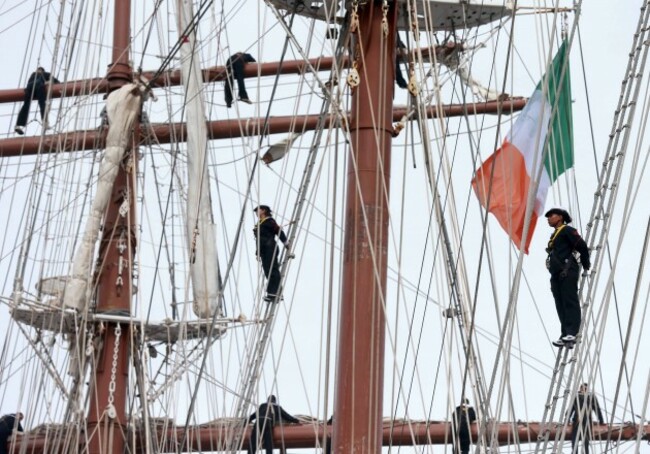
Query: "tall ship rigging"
0 0 648 453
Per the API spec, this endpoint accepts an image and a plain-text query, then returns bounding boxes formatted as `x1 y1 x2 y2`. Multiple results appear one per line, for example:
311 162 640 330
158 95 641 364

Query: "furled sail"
176 0 221 318
63 82 147 310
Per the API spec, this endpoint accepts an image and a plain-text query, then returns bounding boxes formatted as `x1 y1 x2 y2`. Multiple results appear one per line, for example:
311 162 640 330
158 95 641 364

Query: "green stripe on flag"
539 40 574 182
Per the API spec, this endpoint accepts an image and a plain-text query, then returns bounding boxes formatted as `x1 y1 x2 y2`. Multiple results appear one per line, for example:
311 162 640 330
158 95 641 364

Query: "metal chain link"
106 323 122 418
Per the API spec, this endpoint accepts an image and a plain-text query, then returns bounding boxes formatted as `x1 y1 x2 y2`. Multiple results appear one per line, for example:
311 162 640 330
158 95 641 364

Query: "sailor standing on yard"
253 205 291 302
0 412 23 454
569 383 604 454
545 208 590 348
224 52 255 108
248 395 299 454
451 399 476 454
15 67 60 135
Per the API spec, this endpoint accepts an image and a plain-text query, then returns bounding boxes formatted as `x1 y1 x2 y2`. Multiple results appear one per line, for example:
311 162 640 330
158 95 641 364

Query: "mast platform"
268 0 512 30
11 304 228 342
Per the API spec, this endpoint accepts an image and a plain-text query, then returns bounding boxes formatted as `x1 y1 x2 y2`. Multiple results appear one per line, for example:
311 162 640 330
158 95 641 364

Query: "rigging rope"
536 1 650 451
224 6 352 452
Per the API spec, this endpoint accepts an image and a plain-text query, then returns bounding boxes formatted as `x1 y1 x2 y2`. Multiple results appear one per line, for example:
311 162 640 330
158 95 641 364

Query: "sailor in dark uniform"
248 395 299 454
451 399 476 454
0 413 24 454
15 67 60 135
568 383 604 454
395 36 409 90
225 52 256 108
545 208 590 347
253 205 290 302
324 415 333 454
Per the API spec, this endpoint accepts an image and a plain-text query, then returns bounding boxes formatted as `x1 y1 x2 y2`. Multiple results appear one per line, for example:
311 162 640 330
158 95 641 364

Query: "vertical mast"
333 1 397 452
86 0 133 452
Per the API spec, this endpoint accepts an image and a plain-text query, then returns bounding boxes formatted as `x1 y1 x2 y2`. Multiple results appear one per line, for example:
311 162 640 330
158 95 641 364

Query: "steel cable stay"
592 36 650 446
334 7 470 444
575 22 641 417
534 1 650 452
469 5 588 453
262 123 344 430
420 16 520 436
166 4 323 446
411 80 495 452
8 0 186 440
432 7 576 454
333 10 434 447
224 10 352 453
453 5 564 453
576 51 650 452
10 0 74 317
600 217 650 450
6 2 650 453
465 6 527 454
224 86 343 454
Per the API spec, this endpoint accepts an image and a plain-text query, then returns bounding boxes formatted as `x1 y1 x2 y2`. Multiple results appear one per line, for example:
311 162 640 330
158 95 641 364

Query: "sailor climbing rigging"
253 205 291 302
544 208 590 348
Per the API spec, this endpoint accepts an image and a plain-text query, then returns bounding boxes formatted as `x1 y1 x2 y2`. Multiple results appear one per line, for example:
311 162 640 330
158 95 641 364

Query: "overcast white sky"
0 1 648 453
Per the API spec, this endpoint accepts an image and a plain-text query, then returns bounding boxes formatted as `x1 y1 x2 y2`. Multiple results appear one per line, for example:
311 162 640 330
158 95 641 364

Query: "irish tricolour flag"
472 41 573 254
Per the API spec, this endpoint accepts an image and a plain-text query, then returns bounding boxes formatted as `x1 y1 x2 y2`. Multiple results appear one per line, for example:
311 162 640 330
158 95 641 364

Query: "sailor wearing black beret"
544 207 572 223
253 205 291 302
544 208 590 348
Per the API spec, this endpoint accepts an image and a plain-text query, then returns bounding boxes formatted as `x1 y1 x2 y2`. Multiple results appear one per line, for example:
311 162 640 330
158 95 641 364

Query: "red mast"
333 1 397 452
85 0 134 452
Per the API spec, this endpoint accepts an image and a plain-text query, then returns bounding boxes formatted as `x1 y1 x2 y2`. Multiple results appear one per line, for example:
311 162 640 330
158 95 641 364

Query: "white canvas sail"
176 0 221 318
63 83 146 310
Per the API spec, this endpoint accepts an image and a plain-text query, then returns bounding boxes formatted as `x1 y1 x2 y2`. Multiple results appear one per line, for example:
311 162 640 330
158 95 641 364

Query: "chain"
381 0 388 36
106 323 122 418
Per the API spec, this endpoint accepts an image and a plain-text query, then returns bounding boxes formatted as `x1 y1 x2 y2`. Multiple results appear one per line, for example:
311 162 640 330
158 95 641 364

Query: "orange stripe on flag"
471 141 538 254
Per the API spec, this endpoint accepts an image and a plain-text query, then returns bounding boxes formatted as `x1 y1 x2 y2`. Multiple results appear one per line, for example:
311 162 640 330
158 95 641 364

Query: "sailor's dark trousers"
571 421 592 454
225 59 249 107
550 265 581 337
16 86 47 127
455 426 471 454
248 417 274 454
259 246 281 295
